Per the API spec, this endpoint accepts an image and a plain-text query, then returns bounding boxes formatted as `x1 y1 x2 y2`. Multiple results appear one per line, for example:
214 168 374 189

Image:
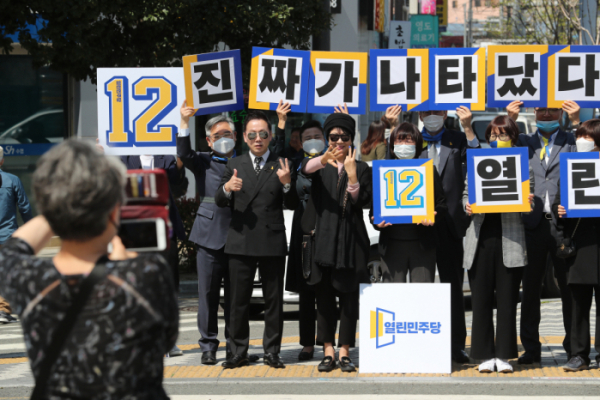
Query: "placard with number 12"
372 159 435 224
97 68 186 156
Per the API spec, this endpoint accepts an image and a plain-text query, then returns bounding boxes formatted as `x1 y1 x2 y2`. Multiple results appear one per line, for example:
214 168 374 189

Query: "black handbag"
30 258 109 400
556 218 581 259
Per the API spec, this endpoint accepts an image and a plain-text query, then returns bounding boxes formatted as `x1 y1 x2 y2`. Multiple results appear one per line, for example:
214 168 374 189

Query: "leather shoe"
518 352 541 364
451 350 470 364
338 356 356 372
298 349 314 361
318 356 336 372
222 354 249 369
263 353 285 368
564 355 589 371
227 351 258 363
201 351 217 365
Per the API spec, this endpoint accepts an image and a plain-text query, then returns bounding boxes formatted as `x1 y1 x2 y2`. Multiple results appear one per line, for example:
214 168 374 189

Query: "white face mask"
212 137 235 155
393 144 416 160
302 139 325 155
576 138 595 153
384 129 391 140
423 115 444 133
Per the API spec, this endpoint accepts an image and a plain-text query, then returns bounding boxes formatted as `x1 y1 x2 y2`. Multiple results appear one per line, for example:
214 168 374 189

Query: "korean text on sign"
560 152 600 218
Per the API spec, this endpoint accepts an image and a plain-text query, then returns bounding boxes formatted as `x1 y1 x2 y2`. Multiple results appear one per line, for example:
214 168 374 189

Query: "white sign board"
359 283 451 374
97 68 185 156
388 21 411 50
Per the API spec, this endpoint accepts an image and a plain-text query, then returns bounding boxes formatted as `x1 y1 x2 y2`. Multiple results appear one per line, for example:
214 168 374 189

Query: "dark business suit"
517 130 575 357
419 128 476 355
215 151 298 356
120 155 185 289
177 136 233 353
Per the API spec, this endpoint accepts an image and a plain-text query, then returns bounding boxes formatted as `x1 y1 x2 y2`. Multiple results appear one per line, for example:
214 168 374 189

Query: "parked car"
0 109 65 145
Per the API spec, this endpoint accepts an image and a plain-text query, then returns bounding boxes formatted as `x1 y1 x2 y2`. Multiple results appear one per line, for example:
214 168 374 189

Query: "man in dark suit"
509 100 581 364
216 110 299 369
419 106 480 364
120 151 186 357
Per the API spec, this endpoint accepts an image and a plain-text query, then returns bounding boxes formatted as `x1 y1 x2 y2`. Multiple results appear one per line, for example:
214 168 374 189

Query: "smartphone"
118 218 167 252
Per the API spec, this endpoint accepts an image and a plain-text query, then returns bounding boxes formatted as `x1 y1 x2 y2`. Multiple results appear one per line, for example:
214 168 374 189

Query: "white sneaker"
496 358 513 373
478 358 496 373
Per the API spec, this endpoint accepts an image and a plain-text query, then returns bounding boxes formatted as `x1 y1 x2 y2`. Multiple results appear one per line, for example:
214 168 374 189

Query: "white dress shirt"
139 155 154 170
178 128 190 137
223 149 289 197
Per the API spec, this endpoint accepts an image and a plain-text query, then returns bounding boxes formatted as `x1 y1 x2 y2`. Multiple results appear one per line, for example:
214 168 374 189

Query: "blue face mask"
536 120 560 133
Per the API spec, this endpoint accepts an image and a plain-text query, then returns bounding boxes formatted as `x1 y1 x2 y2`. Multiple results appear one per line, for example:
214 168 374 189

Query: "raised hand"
384 105 402 127
321 144 343 167
276 100 292 129
456 106 473 129
506 100 523 121
180 99 195 129
277 158 292 185
334 103 349 114
558 204 566 218
562 100 581 125
416 211 437 226
225 169 243 192
344 147 357 184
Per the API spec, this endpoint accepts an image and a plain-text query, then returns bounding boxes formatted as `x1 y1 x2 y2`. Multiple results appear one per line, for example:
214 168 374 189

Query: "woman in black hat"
300 113 372 372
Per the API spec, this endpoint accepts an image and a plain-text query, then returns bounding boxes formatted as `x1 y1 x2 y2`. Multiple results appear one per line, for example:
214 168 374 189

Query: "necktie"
254 156 263 175
429 142 439 168
540 136 550 162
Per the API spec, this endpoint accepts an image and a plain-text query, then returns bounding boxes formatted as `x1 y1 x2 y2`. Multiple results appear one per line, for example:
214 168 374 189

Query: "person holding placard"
464 116 534 373
554 119 600 372
284 120 328 361
509 100 579 365
418 106 479 364
370 122 447 283
301 113 372 373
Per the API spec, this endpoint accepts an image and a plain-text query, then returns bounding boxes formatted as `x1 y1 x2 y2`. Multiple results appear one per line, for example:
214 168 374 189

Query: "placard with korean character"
248 47 310 112
372 159 436 224
560 152 600 218
307 51 368 114
369 49 429 112
487 45 548 108
548 45 600 109
97 68 185 156
182 50 244 116
428 48 486 110
467 147 531 213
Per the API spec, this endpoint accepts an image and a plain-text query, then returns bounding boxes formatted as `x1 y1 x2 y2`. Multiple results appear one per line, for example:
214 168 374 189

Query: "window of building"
475 0 481 6
452 1 457 8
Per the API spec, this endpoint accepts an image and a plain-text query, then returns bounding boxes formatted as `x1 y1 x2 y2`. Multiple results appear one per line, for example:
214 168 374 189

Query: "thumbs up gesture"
225 169 243 192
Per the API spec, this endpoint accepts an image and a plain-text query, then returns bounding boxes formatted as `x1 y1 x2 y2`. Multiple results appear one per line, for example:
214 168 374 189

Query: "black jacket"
215 152 299 257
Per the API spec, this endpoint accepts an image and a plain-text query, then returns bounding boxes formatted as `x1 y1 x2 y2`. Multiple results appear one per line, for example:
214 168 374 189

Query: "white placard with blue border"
97 68 184 156
467 147 531 213
560 152 600 218
372 159 435 225
359 283 451 373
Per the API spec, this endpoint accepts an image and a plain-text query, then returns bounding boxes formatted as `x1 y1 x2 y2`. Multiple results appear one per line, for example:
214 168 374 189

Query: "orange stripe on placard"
248 48 274 111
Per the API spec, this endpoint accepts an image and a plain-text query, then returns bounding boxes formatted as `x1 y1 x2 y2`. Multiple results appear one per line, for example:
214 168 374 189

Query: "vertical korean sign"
411 15 439 48
388 21 411 49
182 49 245 116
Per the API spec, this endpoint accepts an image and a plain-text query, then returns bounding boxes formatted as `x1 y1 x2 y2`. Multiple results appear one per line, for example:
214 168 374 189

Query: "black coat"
419 128 478 239
373 168 447 256
215 151 299 257
301 160 372 293
553 180 600 285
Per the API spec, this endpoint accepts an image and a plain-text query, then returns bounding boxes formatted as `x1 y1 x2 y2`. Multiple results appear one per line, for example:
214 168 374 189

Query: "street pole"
463 3 467 47
468 0 473 47
313 0 331 51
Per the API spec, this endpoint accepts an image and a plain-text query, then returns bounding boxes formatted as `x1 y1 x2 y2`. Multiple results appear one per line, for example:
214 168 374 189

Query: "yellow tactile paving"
0 357 27 365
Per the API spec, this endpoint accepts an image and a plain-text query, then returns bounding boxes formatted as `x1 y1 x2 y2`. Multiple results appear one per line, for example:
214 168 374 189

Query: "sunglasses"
329 134 351 142
247 131 269 140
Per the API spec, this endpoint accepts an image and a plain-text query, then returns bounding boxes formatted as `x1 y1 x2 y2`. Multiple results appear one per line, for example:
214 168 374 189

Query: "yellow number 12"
383 169 423 209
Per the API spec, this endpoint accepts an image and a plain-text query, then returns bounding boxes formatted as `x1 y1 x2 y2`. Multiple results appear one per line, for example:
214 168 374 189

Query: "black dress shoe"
201 351 217 365
564 355 589 371
451 350 470 364
222 354 249 369
338 356 356 372
318 356 336 372
518 352 541 364
298 349 314 361
263 353 285 368
249 354 260 362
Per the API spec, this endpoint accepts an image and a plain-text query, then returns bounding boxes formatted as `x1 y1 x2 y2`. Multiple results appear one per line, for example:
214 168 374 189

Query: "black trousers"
569 284 600 364
521 217 572 356
315 268 358 347
299 290 316 347
196 245 230 352
436 229 467 353
228 255 285 356
468 218 523 360
381 239 436 283
161 238 179 291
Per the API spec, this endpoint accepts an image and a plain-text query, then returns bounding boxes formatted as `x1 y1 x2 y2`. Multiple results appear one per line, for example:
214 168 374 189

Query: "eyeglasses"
489 133 509 141
535 108 561 115
211 131 233 141
247 131 269 140
329 134 351 142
